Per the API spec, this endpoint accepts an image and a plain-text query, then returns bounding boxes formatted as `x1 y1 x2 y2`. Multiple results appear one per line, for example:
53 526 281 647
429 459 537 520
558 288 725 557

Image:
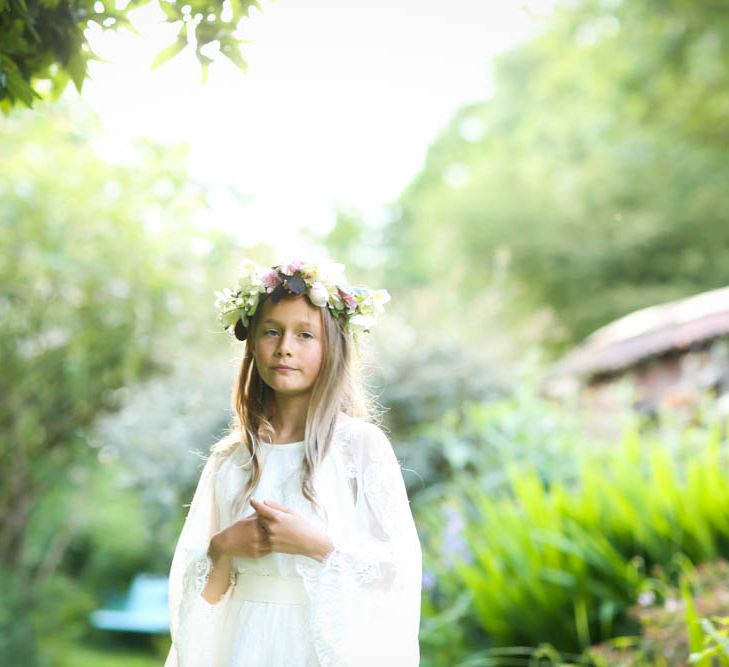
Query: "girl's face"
251 295 324 400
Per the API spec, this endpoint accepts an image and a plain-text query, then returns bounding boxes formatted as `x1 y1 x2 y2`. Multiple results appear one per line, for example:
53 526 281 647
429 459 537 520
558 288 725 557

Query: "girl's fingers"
264 499 292 513
250 497 278 520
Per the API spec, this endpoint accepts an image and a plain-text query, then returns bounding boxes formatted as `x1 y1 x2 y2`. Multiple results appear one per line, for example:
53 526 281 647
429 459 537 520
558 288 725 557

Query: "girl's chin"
263 378 313 394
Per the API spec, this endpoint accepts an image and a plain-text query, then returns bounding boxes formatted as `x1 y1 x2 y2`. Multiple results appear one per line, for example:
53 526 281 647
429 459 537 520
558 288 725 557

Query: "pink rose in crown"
287 260 306 275
338 287 358 313
262 270 282 289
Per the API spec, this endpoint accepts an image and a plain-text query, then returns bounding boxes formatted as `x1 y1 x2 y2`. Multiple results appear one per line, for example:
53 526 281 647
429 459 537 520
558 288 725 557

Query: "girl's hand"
211 512 272 560
249 498 334 562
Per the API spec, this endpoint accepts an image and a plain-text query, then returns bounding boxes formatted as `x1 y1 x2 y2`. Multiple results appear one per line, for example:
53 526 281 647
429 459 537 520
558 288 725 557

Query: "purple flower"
422 569 436 591
442 506 473 565
638 591 656 607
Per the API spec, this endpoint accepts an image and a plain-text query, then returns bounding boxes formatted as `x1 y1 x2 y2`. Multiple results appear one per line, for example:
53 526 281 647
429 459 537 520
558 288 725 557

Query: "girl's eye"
261 329 313 339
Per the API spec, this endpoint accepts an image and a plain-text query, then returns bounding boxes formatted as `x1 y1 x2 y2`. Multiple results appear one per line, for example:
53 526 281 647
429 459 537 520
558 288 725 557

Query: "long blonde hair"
212 292 374 524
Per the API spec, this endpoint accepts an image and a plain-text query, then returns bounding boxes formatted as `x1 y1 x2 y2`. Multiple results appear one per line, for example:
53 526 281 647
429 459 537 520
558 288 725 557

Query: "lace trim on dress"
339 428 358 479
193 552 237 616
294 421 421 666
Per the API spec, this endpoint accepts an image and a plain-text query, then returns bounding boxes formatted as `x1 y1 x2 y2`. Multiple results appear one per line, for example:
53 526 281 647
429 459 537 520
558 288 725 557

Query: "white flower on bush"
308 281 330 307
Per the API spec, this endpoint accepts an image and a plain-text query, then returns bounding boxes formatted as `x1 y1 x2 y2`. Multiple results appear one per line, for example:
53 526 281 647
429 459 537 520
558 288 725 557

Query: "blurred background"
4 0 729 664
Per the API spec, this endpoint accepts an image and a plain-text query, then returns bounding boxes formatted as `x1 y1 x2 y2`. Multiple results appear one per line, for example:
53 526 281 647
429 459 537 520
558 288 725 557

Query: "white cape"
164 417 422 667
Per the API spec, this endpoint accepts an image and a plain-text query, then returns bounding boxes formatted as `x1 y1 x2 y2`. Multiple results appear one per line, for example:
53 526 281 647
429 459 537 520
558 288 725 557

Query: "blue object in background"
90 572 169 634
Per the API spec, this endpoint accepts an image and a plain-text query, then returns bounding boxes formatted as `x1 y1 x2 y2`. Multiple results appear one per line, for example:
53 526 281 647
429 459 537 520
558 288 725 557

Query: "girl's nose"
277 331 294 355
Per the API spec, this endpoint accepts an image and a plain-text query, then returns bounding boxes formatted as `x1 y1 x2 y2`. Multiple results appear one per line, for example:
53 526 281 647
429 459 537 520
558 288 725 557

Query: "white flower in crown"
319 262 347 286
370 289 391 311
308 281 330 307
237 259 266 293
301 260 345 287
348 313 375 333
213 287 235 310
356 289 390 318
213 287 244 328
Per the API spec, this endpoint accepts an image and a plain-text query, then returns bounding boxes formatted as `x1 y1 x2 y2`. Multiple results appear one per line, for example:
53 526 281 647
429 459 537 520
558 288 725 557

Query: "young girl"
164 259 422 667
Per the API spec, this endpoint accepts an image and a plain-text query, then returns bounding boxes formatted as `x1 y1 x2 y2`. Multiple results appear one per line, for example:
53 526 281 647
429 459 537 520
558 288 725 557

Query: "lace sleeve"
297 422 423 666
163 452 236 667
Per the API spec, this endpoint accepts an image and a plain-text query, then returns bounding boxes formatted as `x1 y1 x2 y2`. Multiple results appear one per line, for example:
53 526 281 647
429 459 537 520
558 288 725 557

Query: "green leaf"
539 567 577 588
699 618 729 657
683 576 710 666
151 37 187 70
82 40 110 66
49 69 70 101
243 0 262 16
158 0 182 21
6 70 37 107
98 11 141 36
66 51 86 93
199 59 211 85
219 38 248 72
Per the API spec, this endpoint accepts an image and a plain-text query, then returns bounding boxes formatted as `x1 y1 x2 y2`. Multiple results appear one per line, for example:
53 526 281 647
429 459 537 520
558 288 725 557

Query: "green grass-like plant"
446 418 729 651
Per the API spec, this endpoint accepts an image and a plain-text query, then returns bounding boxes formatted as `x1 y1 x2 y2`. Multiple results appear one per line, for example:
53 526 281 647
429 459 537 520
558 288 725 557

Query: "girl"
164 259 422 667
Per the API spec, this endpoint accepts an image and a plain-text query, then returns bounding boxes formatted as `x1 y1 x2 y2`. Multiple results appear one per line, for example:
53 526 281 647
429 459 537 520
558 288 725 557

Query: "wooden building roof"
549 285 729 380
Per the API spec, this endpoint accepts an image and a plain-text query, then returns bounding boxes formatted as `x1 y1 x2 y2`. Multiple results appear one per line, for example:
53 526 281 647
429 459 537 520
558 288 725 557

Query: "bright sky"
83 0 554 258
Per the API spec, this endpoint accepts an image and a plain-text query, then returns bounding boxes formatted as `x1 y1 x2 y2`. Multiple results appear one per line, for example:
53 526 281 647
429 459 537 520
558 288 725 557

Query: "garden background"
4 0 729 665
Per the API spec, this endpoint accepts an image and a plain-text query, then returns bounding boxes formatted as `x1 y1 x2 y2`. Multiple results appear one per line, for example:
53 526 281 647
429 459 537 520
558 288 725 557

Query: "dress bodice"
214 431 358 576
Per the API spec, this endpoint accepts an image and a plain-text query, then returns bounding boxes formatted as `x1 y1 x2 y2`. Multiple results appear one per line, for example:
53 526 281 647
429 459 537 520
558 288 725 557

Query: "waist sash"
231 572 308 605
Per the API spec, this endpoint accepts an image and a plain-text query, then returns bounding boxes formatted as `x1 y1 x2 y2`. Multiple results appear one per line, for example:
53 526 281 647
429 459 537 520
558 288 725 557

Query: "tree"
0 0 260 113
381 0 729 354
0 99 245 662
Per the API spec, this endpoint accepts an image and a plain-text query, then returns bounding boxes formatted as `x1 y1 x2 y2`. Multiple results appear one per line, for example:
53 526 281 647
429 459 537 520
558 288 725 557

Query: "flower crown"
214 258 391 341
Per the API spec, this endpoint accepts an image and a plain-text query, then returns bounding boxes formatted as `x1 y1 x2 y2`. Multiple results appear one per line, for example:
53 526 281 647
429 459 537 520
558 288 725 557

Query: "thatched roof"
550 285 729 380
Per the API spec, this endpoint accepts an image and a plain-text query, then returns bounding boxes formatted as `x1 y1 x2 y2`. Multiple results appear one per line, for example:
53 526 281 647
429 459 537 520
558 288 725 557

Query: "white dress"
164 415 423 667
